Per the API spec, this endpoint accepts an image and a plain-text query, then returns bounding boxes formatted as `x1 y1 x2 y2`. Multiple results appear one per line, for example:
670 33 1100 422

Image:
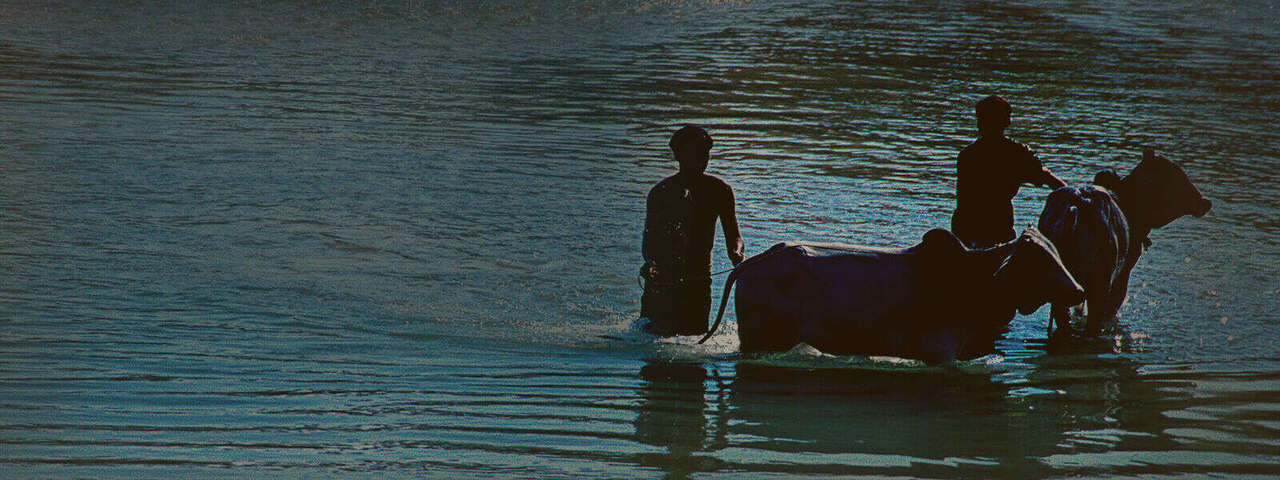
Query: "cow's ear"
921 228 966 258
1094 169 1121 190
1142 147 1156 164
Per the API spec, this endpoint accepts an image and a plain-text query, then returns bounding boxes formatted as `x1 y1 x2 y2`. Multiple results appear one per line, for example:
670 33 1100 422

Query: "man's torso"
647 174 730 280
952 136 1041 246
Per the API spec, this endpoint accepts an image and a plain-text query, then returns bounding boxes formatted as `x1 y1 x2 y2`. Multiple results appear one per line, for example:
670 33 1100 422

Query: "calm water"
2 1 1277 478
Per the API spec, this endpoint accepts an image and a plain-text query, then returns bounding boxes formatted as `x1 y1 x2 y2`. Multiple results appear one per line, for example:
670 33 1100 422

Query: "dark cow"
696 228 1084 365
1038 148 1212 335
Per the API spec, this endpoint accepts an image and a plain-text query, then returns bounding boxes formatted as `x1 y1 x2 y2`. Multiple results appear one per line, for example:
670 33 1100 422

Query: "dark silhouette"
697 228 1084 365
951 95 1067 248
640 125 745 336
1038 148 1211 335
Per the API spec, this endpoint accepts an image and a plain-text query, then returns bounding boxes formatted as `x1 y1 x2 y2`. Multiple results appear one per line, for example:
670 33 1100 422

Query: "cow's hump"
919 228 966 260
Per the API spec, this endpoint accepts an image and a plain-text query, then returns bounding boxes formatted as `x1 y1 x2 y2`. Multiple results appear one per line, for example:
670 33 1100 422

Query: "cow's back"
734 242 921 353
796 244 917 329
1038 186 1130 290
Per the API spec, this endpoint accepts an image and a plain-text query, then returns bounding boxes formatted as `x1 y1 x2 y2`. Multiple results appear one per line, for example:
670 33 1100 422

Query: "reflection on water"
725 362 1053 477
635 361 715 479
1023 351 1280 476
624 356 1280 478
1 0 1277 477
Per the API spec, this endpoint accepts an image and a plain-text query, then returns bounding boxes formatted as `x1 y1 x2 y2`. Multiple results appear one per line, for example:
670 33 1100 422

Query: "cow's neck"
966 242 1017 303
964 241 1018 340
970 242 1015 276
1112 176 1154 251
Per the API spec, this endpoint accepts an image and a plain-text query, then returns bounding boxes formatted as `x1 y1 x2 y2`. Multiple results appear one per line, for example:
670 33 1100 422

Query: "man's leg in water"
674 277 712 336
641 282 677 335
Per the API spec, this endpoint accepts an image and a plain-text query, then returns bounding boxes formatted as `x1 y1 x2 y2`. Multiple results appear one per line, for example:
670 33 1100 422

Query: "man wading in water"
640 125 745 336
951 95 1067 248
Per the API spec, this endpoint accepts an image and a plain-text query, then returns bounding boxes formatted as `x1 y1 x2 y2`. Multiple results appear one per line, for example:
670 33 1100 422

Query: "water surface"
1 1 1277 478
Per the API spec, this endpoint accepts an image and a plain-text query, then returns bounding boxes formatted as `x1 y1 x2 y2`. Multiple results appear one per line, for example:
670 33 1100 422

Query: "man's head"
975 95 1012 138
670 125 713 174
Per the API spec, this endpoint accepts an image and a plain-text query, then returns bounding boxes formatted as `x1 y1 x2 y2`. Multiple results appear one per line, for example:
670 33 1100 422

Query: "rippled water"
2 1 1277 478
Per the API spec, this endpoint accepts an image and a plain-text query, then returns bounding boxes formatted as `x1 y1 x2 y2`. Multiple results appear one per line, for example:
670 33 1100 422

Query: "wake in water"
620 316 1005 371
609 316 741 356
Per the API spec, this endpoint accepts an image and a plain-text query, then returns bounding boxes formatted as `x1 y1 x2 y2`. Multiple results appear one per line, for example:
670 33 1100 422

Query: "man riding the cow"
951 95 1068 248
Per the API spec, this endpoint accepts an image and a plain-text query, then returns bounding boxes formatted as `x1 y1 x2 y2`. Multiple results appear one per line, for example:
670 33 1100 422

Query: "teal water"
1 1 1277 478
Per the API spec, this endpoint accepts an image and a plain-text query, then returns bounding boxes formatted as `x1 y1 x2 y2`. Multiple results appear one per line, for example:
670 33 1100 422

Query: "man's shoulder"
957 139 985 168
694 174 734 198
986 136 1034 155
651 174 733 199
964 136 1035 159
961 138 986 150
958 138 989 158
649 175 680 194
1004 137 1035 154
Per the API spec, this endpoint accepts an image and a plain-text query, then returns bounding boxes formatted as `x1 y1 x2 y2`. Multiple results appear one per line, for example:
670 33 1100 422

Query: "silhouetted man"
951 95 1067 248
640 125 745 336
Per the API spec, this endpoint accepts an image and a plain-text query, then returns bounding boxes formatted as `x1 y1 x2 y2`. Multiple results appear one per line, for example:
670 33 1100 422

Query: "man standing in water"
951 95 1067 248
640 125 746 336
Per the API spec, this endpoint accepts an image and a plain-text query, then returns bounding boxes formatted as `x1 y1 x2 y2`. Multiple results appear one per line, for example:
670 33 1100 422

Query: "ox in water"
1038 148 1213 335
698 228 1083 364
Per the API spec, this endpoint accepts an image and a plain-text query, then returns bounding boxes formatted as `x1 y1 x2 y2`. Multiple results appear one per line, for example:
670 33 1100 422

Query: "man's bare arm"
721 184 745 266
640 189 660 279
1040 167 1067 189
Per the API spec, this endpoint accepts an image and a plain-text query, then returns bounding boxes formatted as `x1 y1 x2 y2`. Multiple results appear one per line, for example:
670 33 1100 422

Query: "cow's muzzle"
1194 198 1212 217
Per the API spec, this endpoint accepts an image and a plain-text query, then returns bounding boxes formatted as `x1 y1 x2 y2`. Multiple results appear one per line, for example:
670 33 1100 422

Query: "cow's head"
994 227 1085 315
1122 149 1212 229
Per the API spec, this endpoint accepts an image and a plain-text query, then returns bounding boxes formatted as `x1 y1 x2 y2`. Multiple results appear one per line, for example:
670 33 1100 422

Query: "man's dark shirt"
951 136 1045 247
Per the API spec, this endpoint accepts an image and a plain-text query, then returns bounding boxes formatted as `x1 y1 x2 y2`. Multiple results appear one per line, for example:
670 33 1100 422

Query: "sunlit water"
1 1 1277 478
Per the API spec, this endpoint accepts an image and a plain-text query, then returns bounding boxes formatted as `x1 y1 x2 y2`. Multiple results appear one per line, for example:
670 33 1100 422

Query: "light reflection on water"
1 0 1277 477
